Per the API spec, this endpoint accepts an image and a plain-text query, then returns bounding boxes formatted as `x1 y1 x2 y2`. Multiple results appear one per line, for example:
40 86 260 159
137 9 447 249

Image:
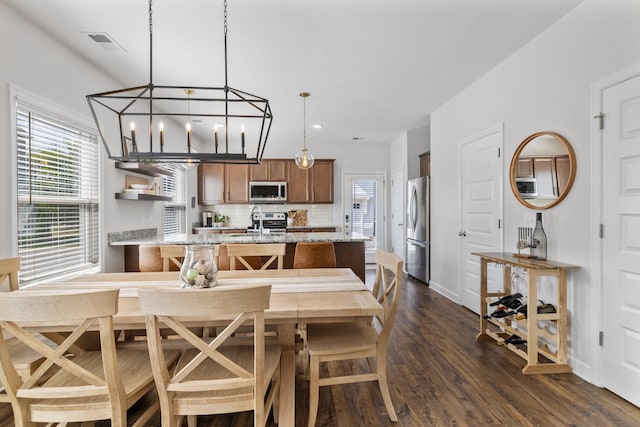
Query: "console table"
473 252 577 375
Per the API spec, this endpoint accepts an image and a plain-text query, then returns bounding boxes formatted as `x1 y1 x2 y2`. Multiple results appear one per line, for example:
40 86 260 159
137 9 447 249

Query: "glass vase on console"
180 244 217 288
530 212 547 261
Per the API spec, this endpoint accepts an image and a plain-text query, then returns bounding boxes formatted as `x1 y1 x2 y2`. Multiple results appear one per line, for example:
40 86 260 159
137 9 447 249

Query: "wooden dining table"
20 268 382 427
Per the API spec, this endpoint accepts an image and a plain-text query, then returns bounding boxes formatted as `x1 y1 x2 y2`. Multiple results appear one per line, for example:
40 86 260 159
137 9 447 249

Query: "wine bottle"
530 212 547 260
489 293 523 307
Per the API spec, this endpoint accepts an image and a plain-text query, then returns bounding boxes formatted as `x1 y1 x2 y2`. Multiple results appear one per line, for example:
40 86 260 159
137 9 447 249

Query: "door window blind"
16 106 99 284
163 164 186 236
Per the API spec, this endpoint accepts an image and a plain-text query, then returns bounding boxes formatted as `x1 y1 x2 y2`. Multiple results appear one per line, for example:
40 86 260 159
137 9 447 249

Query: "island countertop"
108 231 368 246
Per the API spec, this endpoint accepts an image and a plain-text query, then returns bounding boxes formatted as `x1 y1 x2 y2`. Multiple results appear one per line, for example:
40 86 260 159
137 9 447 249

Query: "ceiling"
5 0 582 153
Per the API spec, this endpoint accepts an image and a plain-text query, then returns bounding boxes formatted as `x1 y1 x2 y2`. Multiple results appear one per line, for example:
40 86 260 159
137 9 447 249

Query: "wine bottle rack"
473 252 577 375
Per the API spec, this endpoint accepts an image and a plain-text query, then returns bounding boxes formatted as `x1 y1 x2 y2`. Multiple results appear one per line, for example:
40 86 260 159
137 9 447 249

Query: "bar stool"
293 242 337 269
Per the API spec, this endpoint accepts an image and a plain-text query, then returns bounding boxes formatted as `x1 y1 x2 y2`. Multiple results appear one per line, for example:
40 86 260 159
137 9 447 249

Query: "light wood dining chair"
160 245 221 272
305 249 403 426
293 242 337 269
226 243 286 270
0 256 47 405
0 289 180 427
138 285 281 427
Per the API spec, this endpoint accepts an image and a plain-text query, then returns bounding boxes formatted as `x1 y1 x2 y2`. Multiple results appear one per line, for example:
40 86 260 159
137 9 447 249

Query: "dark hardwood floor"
196 271 640 426
6 272 639 426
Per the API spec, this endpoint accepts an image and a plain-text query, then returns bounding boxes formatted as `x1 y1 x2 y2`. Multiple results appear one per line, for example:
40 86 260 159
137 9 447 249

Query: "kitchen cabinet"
249 160 287 181
419 151 431 177
199 159 333 205
287 161 311 203
225 164 249 203
514 158 534 178
533 157 556 199
198 164 248 205
311 160 334 203
198 164 225 205
555 156 571 196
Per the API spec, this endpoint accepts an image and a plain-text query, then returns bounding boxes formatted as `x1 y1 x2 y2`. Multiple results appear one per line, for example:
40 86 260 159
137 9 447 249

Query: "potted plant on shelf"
213 213 229 228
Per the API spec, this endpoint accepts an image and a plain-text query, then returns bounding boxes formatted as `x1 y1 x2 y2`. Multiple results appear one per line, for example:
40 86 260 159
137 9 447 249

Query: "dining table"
19 267 383 427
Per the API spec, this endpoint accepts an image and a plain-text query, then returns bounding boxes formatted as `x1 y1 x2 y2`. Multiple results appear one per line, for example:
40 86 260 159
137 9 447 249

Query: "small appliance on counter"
202 211 213 227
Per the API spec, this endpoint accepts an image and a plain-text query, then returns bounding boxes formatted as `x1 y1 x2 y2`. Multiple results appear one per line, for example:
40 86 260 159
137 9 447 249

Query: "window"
15 99 100 284
163 164 186 237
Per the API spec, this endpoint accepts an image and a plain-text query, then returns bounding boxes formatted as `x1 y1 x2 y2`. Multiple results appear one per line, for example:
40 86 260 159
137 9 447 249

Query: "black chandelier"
86 0 272 164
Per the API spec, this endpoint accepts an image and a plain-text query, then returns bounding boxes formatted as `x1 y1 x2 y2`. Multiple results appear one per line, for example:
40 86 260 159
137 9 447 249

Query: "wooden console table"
473 252 577 375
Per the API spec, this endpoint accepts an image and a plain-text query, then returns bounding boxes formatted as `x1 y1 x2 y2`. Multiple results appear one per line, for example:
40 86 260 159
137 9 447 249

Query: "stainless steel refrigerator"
406 176 430 283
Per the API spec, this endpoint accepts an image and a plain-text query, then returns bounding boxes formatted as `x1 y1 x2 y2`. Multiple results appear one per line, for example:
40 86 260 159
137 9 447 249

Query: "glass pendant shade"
295 148 315 169
296 91 314 169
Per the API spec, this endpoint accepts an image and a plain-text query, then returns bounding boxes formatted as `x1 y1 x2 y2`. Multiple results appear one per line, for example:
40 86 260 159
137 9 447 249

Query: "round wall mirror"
509 131 576 210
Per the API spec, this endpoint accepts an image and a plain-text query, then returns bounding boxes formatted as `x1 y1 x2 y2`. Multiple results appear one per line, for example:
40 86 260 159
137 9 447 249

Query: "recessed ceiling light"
312 124 323 129
352 137 366 141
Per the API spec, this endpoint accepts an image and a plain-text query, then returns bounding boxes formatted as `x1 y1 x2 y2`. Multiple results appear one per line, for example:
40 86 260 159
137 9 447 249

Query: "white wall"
1 2 395 271
430 0 640 382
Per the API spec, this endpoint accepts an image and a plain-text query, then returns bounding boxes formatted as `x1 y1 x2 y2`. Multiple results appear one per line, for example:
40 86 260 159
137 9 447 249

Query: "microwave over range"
249 181 287 203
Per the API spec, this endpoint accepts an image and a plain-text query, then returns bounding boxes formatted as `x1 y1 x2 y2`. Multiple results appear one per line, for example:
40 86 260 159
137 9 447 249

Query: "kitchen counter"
109 231 365 246
112 232 368 280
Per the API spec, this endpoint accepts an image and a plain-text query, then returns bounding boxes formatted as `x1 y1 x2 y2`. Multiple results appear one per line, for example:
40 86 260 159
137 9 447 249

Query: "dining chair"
226 243 286 270
138 285 281 427
139 245 163 272
0 257 47 395
293 242 337 269
160 245 221 272
0 289 180 427
305 249 403 426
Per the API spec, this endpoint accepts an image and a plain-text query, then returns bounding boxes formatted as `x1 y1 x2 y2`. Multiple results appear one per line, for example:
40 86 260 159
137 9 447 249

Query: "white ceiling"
5 0 582 151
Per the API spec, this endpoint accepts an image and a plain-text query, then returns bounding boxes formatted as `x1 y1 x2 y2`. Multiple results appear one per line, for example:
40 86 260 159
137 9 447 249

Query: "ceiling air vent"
86 32 126 52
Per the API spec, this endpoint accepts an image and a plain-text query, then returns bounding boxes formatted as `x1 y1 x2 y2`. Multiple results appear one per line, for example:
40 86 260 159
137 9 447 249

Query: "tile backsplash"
210 204 335 228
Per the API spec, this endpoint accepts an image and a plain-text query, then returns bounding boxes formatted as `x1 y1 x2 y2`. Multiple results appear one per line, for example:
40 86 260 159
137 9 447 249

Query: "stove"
248 212 287 233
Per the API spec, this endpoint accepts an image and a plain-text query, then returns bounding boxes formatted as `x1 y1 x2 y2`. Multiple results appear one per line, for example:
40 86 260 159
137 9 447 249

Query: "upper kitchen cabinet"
249 160 287 181
286 159 335 204
225 164 250 203
198 164 225 205
310 159 334 203
199 163 249 204
287 161 311 203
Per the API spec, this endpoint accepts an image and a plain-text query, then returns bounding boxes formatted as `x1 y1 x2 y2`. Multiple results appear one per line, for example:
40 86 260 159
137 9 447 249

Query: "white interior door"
460 125 504 312
391 168 404 260
342 173 385 264
601 74 640 406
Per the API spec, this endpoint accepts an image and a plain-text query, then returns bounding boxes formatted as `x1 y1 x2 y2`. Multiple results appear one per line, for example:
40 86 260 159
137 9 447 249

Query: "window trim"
9 84 103 283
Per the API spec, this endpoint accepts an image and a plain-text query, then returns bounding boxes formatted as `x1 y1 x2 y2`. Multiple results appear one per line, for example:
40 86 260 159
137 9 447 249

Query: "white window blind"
351 180 377 239
16 105 100 284
163 164 186 236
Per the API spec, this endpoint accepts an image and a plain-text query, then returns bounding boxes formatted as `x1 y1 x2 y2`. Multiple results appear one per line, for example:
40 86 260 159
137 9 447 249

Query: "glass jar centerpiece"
179 244 217 288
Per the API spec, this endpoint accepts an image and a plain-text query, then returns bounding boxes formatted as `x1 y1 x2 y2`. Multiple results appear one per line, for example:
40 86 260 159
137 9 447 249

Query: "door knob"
458 231 467 237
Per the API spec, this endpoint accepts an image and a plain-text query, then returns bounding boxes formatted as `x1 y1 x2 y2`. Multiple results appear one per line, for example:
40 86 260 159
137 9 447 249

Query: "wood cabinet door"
311 160 334 203
250 160 287 181
515 158 534 178
419 151 431 177
287 161 310 203
225 164 249 203
198 164 225 205
268 161 287 181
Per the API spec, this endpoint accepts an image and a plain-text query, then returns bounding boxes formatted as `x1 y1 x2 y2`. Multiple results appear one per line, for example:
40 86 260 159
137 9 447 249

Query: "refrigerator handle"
410 185 418 231
407 238 427 248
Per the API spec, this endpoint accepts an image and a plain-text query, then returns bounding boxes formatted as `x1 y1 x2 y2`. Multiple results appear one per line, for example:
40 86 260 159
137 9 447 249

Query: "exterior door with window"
343 173 385 264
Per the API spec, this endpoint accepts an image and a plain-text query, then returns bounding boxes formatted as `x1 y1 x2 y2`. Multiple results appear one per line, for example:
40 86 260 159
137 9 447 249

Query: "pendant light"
295 92 315 169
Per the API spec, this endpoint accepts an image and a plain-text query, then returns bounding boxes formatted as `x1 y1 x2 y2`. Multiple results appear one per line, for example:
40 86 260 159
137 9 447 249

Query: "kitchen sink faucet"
250 205 263 236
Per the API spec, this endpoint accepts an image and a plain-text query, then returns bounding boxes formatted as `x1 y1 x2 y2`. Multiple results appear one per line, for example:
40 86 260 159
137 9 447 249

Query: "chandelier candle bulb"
241 124 245 152
130 122 136 144
186 123 192 152
159 122 164 151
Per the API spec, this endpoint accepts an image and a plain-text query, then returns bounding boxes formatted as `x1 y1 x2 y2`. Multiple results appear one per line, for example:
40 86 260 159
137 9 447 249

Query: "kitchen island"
109 231 368 281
